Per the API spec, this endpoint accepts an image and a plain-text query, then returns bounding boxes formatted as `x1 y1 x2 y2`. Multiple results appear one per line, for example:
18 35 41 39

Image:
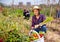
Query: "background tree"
58 0 60 6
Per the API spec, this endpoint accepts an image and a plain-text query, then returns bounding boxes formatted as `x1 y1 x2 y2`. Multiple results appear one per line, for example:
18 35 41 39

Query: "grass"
0 7 60 42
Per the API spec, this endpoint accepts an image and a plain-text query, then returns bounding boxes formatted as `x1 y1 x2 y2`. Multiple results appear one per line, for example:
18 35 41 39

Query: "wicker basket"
29 30 44 42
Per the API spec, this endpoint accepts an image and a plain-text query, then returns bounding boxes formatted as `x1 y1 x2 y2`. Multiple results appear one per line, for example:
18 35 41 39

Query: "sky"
0 0 59 5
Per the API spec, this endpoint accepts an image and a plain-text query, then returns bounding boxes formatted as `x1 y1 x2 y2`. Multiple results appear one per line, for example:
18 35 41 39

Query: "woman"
23 9 27 19
26 10 30 20
31 6 46 33
56 6 60 18
23 9 30 20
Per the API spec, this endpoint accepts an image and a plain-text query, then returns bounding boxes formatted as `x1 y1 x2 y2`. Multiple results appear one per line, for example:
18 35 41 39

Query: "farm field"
0 7 60 42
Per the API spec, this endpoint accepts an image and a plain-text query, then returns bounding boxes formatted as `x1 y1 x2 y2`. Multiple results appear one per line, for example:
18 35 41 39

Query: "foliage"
0 7 59 42
0 14 31 42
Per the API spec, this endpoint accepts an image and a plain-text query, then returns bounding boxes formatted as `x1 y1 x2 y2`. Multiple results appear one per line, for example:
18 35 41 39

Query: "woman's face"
33 9 39 16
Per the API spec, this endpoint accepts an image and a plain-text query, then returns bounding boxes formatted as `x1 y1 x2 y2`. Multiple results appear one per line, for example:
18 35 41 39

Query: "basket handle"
29 30 41 39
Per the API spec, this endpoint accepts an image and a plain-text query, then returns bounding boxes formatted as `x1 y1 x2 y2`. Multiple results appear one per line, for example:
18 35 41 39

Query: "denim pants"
34 25 47 33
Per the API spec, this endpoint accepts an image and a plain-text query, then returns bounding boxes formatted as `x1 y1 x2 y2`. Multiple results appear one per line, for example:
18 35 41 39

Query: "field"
0 7 60 42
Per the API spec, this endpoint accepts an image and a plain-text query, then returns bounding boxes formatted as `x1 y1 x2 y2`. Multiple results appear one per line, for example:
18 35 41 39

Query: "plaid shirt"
32 14 46 27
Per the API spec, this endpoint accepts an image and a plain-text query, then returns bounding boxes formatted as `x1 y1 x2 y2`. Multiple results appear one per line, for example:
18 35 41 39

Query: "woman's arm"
42 14 46 22
31 17 35 29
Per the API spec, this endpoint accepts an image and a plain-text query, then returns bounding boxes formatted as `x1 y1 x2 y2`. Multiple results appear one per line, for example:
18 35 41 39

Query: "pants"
34 25 47 33
56 13 60 18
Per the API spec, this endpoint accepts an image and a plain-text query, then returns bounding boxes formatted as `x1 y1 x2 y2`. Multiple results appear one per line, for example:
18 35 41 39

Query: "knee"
42 26 46 30
41 26 47 33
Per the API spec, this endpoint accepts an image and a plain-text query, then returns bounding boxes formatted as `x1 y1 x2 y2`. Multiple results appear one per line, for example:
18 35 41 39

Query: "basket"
29 30 44 42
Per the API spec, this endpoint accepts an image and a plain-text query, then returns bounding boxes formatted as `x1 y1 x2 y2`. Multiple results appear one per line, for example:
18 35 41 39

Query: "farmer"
26 10 30 20
23 9 27 18
31 6 47 33
56 6 60 18
23 9 30 20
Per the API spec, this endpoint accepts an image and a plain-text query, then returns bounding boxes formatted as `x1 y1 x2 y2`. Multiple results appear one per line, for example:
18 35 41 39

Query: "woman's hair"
35 9 40 14
37 9 40 14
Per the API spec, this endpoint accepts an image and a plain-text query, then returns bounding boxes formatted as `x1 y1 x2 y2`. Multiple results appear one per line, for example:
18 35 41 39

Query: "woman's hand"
34 23 45 28
31 27 34 30
35 25 39 28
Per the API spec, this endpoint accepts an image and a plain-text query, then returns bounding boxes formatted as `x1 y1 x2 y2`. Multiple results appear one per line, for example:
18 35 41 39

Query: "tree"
47 0 50 6
52 0 56 5
58 0 60 6
0 3 4 7
11 0 14 9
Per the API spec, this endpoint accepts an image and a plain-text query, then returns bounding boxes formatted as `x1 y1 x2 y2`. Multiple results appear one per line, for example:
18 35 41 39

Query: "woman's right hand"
31 27 34 30
35 25 39 28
